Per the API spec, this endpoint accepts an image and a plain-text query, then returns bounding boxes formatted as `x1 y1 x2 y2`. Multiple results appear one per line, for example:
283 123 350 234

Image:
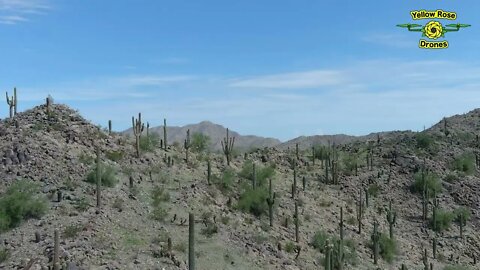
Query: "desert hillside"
0 101 479 270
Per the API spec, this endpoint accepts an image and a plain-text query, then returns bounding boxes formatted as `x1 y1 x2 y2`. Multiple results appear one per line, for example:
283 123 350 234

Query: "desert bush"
0 248 9 263
237 187 269 217
412 171 442 197
285 241 296 253
151 186 170 221
0 180 48 232
105 150 124 162
139 133 160 152
443 265 471 270
416 132 434 149
238 160 275 188
113 197 124 211
212 168 235 192
431 209 455 232
63 224 83 239
452 153 475 175
311 230 357 266
73 197 89 212
191 132 211 153
342 154 359 175
79 152 94 165
378 234 398 263
86 163 117 187
367 183 380 197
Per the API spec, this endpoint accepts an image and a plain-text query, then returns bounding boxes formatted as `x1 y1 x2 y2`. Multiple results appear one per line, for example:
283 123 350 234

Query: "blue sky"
1 0 479 141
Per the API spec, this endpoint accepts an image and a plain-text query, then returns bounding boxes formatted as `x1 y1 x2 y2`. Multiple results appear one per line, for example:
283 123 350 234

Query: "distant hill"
123 120 281 152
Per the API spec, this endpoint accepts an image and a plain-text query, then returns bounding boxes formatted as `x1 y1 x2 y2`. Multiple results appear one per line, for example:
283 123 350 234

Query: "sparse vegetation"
416 132 434 149
430 209 455 232
0 248 9 263
86 163 117 187
237 187 269 216
378 234 398 263
139 133 160 152
191 132 211 153
151 186 170 221
105 150 124 162
412 171 442 197
0 180 48 232
452 153 475 175
63 224 83 238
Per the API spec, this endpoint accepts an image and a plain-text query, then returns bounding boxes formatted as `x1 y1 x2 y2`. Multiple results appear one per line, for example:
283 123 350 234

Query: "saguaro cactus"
252 162 257 189
386 200 397 239
5 87 17 118
207 159 211 185
371 220 380 265
108 120 112 135
423 248 429 270
324 240 333 270
132 113 144 158
266 178 276 227
432 237 437 259
292 162 297 199
221 128 235 166
294 200 299 243
189 213 195 270
357 191 363 234
163 118 168 149
53 229 60 270
295 143 299 160
312 146 316 166
184 129 191 163
96 146 102 208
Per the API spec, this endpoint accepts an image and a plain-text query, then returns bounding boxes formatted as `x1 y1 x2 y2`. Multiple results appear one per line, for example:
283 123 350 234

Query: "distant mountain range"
123 120 412 152
122 121 281 151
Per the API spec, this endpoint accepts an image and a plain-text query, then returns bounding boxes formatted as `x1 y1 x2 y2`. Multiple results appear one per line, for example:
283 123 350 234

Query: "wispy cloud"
229 70 345 89
5 59 480 141
0 0 50 24
361 32 416 48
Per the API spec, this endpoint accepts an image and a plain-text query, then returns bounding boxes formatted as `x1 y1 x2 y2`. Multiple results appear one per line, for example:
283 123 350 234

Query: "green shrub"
452 153 475 175
73 197 89 212
237 187 269 216
0 248 9 263
191 132 211 153
454 207 471 225
63 224 83 239
367 183 380 197
342 154 359 175
412 171 442 197
444 172 458 183
378 234 398 263
139 133 160 152
0 180 48 232
311 230 329 252
431 209 455 232
416 133 434 149
151 186 170 222
443 265 471 270
212 168 235 191
105 150 124 162
238 160 275 188
311 230 357 266
285 241 296 253
86 163 117 187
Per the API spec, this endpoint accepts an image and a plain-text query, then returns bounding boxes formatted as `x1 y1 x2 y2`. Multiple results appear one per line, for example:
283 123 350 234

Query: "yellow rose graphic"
424 21 443 39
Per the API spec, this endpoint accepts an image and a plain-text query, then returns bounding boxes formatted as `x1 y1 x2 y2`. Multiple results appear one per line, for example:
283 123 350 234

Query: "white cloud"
0 0 50 24
117 75 196 86
229 70 345 89
361 33 416 48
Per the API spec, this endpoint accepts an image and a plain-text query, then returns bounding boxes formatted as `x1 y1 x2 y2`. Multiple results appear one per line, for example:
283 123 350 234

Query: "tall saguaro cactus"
132 113 144 158
207 159 211 185
221 128 235 166
96 146 102 208
5 87 17 118
294 200 299 243
189 213 195 270
184 129 191 163
266 178 276 227
252 162 257 189
372 220 380 265
357 191 363 234
292 161 297 199
53 229 60 270
108 120 112 135
386 200 397 239
163 118 168 149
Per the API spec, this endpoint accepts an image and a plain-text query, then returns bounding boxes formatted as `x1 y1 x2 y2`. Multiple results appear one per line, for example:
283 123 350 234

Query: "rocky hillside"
0 103 479 270
123 121 281 152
